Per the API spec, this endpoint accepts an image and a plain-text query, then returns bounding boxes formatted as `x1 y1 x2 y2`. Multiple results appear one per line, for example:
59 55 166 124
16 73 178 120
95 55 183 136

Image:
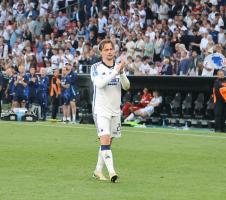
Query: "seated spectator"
148 62 159 75
124 91 162 122
122 88 152 118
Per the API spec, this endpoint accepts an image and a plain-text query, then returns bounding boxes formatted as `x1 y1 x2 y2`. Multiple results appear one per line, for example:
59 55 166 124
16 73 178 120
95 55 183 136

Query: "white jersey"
91 61 130 117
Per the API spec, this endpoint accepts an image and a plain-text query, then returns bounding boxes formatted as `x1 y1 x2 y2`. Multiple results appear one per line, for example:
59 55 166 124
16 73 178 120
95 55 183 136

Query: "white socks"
95 147 104 172
125 113 135 121
95 146 116 174
72 114 76 122
101 149 115 174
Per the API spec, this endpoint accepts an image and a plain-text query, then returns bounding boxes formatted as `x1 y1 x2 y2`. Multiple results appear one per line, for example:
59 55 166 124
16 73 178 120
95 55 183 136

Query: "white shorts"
140 106 154 116
93 114 121 138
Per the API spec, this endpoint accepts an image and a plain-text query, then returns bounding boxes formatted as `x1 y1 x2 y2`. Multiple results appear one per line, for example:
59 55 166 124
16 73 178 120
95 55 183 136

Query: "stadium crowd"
0 0 225 119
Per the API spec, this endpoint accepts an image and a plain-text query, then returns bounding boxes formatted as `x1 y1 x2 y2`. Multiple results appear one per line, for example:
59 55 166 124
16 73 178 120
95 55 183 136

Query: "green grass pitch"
0 121 226 200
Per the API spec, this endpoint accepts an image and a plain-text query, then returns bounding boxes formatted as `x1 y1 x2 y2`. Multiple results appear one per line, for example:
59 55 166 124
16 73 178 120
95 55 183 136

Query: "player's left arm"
120 71 130 91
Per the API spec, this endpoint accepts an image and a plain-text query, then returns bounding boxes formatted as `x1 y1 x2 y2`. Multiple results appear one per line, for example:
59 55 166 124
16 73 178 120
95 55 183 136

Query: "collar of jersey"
101 60 115 69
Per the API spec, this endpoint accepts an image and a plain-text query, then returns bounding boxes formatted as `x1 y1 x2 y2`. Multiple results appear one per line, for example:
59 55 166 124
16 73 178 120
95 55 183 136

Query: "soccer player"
27 66 38 107
14 65 29 108
61 67 71 123
37 68 49 121
66 63 78 123
91 39 130 182
5 67 16 109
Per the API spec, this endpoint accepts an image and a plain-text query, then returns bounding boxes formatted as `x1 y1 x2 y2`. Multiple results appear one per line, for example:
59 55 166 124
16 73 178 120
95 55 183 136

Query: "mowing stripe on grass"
1 121 226 140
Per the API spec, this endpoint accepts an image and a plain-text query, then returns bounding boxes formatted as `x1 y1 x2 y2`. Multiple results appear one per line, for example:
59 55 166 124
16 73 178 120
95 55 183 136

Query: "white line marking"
0 121 226 140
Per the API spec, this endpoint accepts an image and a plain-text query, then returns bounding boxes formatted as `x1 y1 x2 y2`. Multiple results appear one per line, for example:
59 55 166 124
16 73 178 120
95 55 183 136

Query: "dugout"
77 75 217 127
77 75 216 103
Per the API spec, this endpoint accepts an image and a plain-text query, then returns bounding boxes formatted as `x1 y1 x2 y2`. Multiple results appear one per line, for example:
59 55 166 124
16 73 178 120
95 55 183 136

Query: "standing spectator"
125 34 135 58
158 0 169 21
89 0 99 18
190 28 202 54
144 35 154 61
161 57 173 75
134 34 145 58
97 11 107 39
51 48 60 70
154 32 164 62
0 36 8 60
139 56 150 75
188 50 202 76
50 69 61 120
55 11 69 36
39 0 49 17
42 17 53 37
148 62 159 76
177 51 190 75
218 26 226 47
125 56 134 75
133 55 143 75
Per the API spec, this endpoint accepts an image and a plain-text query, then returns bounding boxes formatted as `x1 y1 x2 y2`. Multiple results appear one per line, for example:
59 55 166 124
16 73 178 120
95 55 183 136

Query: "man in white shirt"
91 39 130 183
98 12 107 39
139 56 150 75
39 0 49 17
214 13 224 32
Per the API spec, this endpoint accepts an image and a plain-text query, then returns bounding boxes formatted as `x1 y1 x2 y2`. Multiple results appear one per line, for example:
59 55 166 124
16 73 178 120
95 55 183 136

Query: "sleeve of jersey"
91 65 118 89
120 71 130 91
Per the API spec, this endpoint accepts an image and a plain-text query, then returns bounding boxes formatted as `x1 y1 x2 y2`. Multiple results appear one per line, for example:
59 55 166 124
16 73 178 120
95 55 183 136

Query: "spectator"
0 36 8 60
124 91 162 122
148 62 159 76
139 56 150 75
161 57 173 75
134 33 145 58
55 11 69 36
89 0 98 19
122 87 152 118
125 56 135 75
125 34 136 58
144 35 154 61
97 11 107 39
177 51 190 75
133 55 143 76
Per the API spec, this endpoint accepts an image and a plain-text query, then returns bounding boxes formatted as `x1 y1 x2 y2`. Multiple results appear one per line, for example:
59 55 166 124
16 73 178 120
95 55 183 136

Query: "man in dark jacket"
0 70 3 116
213 70 226 132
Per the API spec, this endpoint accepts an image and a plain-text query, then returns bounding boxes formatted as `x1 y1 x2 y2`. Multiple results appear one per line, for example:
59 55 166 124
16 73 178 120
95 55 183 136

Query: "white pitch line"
0 121 226 140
